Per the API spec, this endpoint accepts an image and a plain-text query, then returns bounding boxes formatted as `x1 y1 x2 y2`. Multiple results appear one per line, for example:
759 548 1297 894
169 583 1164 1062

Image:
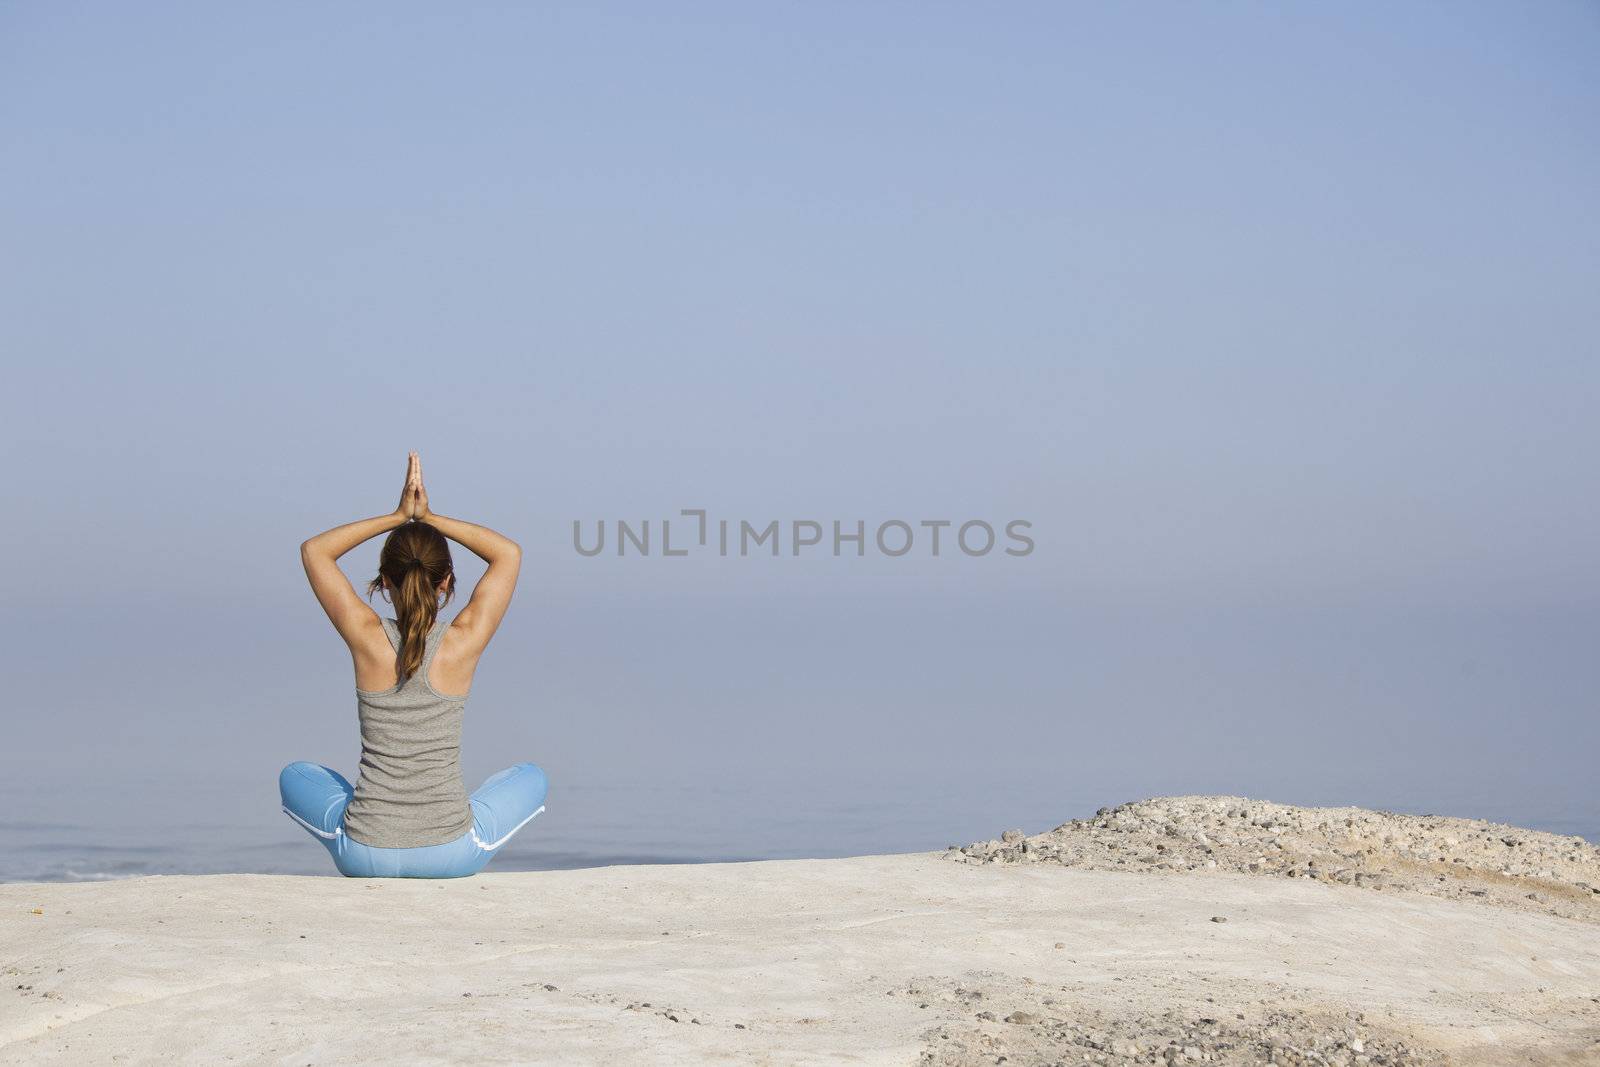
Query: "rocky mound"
946 795 1600 923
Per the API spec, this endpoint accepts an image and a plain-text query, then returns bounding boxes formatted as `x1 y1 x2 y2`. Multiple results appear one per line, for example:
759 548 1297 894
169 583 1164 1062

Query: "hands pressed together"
396 450 432 522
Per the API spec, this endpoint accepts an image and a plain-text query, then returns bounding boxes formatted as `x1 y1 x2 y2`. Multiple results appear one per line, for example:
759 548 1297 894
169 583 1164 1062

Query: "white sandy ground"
2 854 1599 1065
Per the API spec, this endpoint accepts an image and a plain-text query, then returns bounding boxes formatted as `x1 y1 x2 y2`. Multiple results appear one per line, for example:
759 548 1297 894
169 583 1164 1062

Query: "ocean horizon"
5 775 1594 884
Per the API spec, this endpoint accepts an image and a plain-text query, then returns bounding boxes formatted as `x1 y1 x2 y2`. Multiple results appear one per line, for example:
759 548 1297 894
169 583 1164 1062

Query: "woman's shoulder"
433 613 466 649
428 613 478 697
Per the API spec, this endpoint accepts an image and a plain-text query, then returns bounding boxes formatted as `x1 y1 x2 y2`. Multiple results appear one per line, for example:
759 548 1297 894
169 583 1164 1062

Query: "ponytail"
393 561 440 683
367 522 455 684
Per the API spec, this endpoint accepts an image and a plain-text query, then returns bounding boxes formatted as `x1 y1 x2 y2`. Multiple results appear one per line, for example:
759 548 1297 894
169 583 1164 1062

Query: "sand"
3 801 1599 1065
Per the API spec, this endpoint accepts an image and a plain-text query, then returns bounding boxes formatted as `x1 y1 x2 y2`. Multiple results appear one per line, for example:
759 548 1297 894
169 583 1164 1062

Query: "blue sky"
3 3 1597 848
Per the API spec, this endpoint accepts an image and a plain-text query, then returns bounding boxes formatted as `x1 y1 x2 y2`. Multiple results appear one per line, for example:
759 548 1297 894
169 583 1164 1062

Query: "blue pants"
279 760 548 878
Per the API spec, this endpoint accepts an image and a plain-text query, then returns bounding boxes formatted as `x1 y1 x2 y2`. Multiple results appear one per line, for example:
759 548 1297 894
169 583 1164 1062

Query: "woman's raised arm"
299 452 424 647
407 457 521 653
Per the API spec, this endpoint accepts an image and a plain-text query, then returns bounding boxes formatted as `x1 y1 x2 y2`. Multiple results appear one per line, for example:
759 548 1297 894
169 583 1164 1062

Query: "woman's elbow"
490 539 521 569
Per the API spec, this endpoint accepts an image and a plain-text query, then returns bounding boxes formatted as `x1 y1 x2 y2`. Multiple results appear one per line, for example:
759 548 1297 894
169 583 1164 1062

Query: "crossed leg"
466 762 549 852
279 760 548 876
278 761 354 860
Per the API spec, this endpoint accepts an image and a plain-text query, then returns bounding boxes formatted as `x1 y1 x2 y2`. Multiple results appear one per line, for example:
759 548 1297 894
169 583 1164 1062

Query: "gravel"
911 974 1441 1066
945 795 1600 924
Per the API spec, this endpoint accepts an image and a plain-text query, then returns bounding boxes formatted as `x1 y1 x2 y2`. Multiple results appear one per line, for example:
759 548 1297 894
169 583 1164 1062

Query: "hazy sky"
3 4 1597 846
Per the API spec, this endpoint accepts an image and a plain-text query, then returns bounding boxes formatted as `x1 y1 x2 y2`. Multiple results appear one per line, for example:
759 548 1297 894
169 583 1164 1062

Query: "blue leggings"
279 760 548 878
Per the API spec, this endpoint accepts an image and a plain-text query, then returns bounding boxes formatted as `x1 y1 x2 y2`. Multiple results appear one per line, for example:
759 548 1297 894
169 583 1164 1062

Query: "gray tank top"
342 616 475 848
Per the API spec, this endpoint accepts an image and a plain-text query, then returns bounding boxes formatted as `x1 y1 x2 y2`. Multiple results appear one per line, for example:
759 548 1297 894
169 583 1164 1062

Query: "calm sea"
2 775 1595 884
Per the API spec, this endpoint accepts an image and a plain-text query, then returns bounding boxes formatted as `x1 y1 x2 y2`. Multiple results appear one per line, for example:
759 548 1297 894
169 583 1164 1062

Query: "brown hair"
367 522 456 684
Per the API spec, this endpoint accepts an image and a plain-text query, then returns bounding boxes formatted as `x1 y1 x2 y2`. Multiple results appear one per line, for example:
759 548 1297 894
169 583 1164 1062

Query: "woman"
279 452 547 877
